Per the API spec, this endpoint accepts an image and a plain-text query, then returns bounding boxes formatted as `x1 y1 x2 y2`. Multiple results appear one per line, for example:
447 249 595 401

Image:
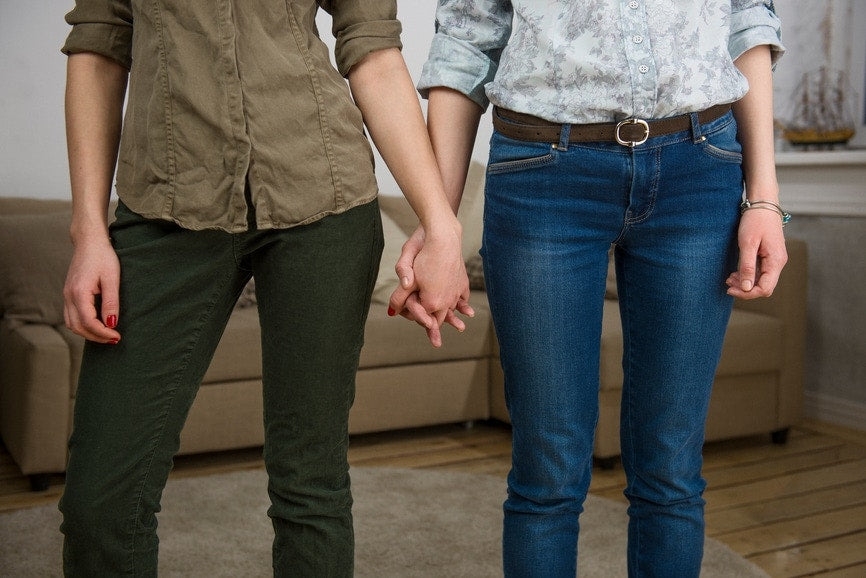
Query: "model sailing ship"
781 67 856 147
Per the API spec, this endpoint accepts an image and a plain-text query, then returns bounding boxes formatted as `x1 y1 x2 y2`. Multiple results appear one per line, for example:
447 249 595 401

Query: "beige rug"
0 467 767 577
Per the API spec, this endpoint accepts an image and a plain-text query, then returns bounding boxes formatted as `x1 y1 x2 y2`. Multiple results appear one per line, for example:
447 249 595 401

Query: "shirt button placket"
620 0 655 118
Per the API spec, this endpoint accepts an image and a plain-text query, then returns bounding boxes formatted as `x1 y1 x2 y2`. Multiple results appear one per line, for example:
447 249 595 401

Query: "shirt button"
633 35 643 44
638 64 649 73
628 1 638 8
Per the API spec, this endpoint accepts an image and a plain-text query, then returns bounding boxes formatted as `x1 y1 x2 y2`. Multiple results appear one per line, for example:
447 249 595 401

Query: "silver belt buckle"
615 118 649 147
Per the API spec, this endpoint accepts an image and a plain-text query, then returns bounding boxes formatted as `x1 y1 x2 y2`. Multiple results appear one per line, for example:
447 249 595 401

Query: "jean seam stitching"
127 270 232 570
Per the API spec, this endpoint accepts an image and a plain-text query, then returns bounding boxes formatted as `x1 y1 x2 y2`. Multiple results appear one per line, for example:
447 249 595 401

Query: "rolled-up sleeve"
61 0 133 69
417 0 512 110
729 0 785 64
320 0 403 77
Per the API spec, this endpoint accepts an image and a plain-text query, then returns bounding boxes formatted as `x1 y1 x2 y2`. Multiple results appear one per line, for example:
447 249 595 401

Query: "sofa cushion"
202 306 263 384
0 211 72 325
0 197 72 215
605 247 618 299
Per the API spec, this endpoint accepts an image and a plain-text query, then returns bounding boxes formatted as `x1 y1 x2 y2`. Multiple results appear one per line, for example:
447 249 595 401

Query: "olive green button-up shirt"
62 1 402 232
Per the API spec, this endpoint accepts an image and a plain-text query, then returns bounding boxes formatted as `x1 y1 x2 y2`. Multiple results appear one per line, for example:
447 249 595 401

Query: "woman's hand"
726 208 788 299
388 224 474 347
63 235 121 344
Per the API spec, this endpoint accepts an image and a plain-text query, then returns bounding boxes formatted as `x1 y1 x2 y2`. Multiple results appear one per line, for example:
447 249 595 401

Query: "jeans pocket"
487 132 558 175
699 116 743 164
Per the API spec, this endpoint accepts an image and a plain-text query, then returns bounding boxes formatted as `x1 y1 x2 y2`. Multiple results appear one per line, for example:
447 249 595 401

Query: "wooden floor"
2 418 865 577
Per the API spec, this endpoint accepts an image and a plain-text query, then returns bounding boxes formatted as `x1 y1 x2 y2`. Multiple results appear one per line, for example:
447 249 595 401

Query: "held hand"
63 238 121 343
387 225 474 347
388 226 435 328
413 221 470 313
726 209 788 300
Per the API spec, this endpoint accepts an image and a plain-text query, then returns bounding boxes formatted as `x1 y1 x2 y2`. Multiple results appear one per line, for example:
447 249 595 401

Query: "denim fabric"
482 112 742 577
59 200 383 577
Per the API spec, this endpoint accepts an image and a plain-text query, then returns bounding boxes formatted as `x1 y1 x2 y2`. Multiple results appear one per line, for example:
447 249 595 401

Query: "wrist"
740 198 791 226
420 210 462 242
744 179 780 203
70 217 111 247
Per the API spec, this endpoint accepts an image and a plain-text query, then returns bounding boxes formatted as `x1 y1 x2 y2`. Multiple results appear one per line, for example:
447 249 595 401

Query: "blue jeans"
482 112 742 577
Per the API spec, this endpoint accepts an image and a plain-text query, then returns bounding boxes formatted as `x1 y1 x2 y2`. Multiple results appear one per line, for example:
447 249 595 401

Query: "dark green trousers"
59 200 383 577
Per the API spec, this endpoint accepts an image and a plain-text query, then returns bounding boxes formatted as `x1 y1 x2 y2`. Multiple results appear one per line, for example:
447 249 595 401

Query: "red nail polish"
106 315 117 329
109 338 119 345
387 307 396 317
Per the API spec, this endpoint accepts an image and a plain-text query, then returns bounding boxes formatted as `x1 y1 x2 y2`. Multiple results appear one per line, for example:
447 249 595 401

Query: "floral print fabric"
418 0 784 123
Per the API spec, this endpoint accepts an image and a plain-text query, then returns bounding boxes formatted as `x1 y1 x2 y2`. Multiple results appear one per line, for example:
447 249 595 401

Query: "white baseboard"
803 391 866 431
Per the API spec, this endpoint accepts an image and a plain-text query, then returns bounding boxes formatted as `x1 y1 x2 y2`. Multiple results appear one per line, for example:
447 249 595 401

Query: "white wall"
0 0 74 199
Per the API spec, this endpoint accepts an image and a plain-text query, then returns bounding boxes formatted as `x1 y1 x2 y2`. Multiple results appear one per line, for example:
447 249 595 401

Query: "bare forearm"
347 48 459 234
427 87 483 213
732 45 779 202
65 52 128 244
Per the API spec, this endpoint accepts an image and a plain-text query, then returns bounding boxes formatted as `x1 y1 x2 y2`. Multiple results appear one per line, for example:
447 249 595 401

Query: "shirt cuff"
729 5 785 65
334 19 403 77
61 22 133 69
417 34 498 110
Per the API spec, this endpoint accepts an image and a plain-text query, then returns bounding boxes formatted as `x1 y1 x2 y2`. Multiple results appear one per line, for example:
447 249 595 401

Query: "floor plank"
716 504 866 556
814 562 866 577
706 479 866 535
704 459 866 511
747 531 866 577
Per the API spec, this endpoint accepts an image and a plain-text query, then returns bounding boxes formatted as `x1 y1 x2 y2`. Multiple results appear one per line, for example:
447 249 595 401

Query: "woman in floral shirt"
391 1 787 576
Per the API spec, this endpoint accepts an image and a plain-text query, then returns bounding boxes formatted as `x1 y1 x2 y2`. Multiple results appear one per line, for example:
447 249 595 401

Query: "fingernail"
401 277 410 289
742 280 753 291
387 306 396 317
109 338 119 345
106 315 117 329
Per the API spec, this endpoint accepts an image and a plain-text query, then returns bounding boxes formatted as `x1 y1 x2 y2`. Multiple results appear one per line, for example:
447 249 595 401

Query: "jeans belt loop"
689 112 707 144
614 118 650 147
556 123 572 151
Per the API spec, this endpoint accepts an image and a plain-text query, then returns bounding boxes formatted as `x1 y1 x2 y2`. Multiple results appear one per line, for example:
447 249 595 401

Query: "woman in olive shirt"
59 1 470 575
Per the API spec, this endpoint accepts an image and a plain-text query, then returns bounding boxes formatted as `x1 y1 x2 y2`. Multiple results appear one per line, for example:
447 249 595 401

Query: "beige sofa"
0 183 807 489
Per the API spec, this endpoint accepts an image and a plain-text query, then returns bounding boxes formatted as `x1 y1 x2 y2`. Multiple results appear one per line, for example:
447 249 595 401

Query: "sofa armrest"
0 320 72 475
732 238 808 428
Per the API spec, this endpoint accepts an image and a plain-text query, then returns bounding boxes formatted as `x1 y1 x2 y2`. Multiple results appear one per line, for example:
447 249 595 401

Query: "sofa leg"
771 428 790 445
462 420 475 430
595 456 618 470
29 474 51 492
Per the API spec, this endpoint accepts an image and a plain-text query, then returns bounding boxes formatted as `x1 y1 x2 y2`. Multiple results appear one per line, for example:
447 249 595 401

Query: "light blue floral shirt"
418 0 784 123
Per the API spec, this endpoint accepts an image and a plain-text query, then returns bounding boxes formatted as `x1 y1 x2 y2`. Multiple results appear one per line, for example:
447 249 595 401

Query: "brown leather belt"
492 104 732 147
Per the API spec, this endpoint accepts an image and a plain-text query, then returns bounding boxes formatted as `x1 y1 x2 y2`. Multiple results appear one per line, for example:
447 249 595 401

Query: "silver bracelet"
740 199 791 226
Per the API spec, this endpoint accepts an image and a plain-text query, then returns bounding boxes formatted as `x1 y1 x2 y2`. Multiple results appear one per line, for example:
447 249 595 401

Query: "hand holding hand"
388 224 474 347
